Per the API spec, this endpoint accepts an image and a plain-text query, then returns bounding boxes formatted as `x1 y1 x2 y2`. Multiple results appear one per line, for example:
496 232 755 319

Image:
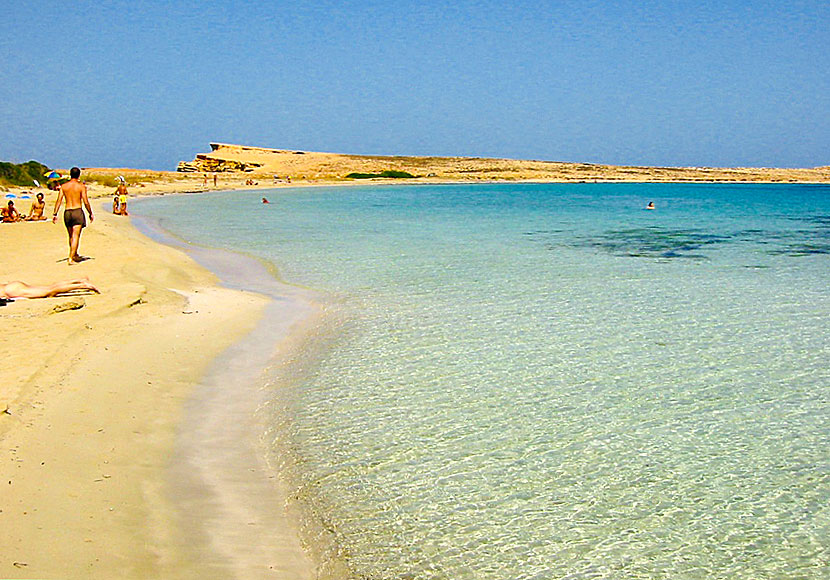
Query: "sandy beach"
0 193 316 578
2 147 828 578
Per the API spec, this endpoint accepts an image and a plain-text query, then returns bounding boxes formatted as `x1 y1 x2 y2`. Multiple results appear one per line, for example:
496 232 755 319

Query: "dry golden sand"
0 201 298 577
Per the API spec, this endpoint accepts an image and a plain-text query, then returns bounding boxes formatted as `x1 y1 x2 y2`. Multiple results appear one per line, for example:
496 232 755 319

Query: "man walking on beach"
52 167 94 265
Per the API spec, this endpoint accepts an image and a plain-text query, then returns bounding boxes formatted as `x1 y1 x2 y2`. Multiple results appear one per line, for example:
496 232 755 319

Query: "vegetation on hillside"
0 160 50 187
345 170 417 179
81 170 187 188
81 172 129 188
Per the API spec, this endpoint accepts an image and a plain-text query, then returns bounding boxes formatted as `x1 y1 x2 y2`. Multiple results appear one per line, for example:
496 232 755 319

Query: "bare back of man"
52 167 94 264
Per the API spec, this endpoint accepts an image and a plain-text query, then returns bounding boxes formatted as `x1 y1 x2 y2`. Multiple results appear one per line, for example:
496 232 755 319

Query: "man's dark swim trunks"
63 208 86 230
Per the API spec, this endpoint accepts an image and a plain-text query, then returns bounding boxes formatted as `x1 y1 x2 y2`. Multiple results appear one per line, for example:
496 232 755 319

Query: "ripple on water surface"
138 184 830 579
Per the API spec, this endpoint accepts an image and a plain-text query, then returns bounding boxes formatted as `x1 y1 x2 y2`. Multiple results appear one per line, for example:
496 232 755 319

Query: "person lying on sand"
2 200 22 222
0 277 100 300
25 193 47 221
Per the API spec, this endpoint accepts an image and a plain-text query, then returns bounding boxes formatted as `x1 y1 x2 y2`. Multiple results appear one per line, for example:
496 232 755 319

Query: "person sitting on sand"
0 277 100 300
2 200 22 222
25 193 47 221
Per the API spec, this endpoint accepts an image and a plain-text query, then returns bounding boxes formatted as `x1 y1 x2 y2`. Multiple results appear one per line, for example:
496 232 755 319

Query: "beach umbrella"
33 179 40 187
5 193 16 198
20 194 31 199
44 171 61 179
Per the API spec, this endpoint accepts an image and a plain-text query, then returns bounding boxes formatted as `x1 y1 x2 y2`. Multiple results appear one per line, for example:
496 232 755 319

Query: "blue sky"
1 0 828 170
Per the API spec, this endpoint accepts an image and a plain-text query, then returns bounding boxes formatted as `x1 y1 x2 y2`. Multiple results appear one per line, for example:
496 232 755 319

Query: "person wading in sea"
52 167 94 265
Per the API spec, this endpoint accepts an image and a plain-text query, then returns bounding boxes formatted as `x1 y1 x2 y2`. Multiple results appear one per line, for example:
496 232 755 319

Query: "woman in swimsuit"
116 182 129 216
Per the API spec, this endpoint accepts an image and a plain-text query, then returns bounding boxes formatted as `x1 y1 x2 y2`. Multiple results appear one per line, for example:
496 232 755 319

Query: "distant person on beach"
2 200 22 222
25 193 47 220
646 201 655 210
52 166 94 265
116 181 129 216
112 193 120 214
0 277 100 300
213 174 217 187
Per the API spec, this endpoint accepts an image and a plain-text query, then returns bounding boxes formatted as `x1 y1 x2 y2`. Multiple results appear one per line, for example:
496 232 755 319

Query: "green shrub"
0 160 50 186
346 170 417 179
82 173 121 188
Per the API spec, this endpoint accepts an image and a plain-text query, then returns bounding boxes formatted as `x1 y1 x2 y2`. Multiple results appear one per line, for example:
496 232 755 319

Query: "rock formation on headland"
177 143 270 172
177 143 830 183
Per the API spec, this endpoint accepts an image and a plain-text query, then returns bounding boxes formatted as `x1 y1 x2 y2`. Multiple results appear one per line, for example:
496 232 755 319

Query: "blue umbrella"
20 194 31 199
44 171 61 179
5 193 16 198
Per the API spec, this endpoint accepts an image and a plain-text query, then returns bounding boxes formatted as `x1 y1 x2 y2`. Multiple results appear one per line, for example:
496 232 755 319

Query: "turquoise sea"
136 183 829 579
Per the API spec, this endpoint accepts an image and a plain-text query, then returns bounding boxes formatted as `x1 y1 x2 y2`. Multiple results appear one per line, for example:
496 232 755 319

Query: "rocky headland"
176 142 830 183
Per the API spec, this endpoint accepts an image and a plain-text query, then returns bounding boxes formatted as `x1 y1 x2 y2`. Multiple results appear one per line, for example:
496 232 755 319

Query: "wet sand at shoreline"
0 201 317 578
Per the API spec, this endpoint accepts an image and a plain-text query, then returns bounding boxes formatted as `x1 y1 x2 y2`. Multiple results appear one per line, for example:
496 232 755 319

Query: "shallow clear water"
137 183 830 579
